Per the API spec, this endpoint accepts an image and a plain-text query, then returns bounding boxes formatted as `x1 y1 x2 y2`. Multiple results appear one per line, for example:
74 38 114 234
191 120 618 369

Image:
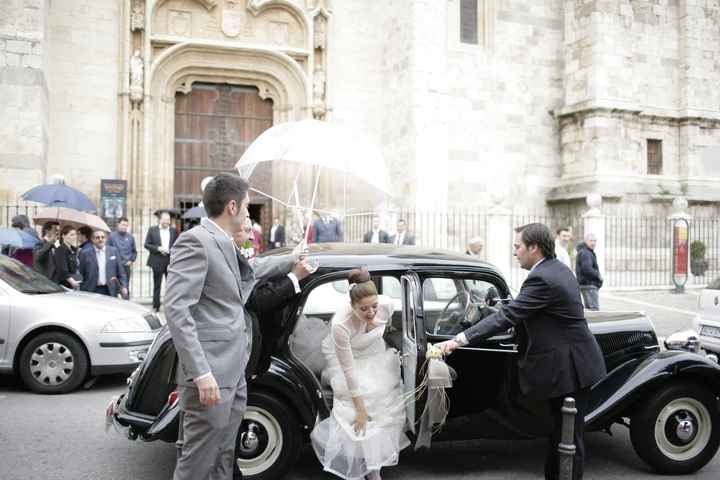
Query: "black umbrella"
22 184 96 212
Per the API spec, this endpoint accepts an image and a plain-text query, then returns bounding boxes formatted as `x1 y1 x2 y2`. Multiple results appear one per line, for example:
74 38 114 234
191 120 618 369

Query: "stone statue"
131 0 145 32
129 50 144 105
313 68 326 104
314 15 327 49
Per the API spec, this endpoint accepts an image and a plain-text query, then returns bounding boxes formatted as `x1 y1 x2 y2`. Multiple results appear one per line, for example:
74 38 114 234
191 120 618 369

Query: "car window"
0 255 63 294
421 276 500 336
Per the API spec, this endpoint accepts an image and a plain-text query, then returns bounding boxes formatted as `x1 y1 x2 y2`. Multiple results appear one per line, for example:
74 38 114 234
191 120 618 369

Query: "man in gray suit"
165 173 313 480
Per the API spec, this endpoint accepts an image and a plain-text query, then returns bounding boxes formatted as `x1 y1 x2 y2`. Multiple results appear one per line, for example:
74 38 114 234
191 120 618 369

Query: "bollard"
558 397 577 480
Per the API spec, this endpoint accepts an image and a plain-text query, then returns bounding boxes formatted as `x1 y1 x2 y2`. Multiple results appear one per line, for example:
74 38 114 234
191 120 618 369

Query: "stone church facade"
2 0 720 220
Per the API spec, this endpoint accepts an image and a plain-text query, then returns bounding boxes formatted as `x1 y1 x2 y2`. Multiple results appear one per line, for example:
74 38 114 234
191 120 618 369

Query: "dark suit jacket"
312 219 343 243
267 225 285 248
389 232 415 245
363 229 390 243
462 257 606 399
52 244 78 288
78 245 128 297
144 226 178 271
33 241 55 279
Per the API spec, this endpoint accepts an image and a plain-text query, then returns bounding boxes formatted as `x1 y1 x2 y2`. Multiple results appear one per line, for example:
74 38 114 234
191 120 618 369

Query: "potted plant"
691 240 708 276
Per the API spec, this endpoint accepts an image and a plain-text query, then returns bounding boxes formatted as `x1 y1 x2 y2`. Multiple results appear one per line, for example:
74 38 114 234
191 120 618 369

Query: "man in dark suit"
363 216 389 244
312 214 343 243
267 217 285 249
437 223 606 480
390 219 415 245
144 210 178 312
78 230 128 297
33 221 59 278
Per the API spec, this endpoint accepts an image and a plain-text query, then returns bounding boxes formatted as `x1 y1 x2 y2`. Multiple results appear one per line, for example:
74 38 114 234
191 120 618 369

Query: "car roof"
258 243 504 277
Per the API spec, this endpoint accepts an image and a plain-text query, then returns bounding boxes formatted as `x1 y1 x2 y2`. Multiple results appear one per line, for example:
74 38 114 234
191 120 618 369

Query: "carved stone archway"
136 43 310 207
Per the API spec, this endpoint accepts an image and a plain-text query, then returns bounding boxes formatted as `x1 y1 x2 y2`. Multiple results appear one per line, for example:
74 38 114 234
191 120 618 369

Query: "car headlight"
665 329 701 353
101 317 151 333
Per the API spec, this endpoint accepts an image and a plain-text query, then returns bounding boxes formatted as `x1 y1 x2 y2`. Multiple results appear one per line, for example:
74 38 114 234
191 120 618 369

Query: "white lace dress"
310 295 410 479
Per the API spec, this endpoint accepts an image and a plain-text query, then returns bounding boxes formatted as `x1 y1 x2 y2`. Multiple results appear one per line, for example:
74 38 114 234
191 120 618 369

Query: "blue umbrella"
22 184 96 212
182 205 207 219
0 228 40 248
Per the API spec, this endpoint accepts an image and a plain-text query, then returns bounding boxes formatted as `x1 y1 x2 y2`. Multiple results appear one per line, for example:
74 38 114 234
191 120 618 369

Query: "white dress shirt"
371 229 380 243
270 225 278 242
95 247 107 286
159 227 171 251
395 232 405 246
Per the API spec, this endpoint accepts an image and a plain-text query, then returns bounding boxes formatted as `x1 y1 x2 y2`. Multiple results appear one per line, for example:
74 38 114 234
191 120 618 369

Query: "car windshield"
0 255 64 294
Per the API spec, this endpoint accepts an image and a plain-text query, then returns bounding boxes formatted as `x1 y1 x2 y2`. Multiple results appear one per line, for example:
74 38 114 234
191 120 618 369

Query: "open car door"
400 272 426 435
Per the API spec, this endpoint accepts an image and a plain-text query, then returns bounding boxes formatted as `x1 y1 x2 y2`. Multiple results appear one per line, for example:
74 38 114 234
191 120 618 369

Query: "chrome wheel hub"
235 407 283 476
655 397 711 461
30 342 74 386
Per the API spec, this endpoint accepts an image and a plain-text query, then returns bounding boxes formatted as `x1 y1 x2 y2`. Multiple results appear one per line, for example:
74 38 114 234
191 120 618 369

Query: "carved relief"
312 67 326 119
131 0 145 31
313 13 326 49
222 9 244 37
129 50 144 105
269 21 289 45
168 10 192 36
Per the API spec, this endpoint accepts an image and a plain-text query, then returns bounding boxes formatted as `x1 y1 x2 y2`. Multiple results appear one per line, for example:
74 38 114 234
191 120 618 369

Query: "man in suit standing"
33 221 59 278
267 217 285 249
312 214 343 243
437 223 606 480
363 216 389 244
576 233 602 311
165 173 313 480
144 210 178 312
390 219 415 245
108 217 137 299
78 229 128 298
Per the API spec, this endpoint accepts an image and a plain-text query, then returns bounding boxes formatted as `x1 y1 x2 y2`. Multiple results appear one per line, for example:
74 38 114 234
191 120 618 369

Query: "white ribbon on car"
402 343 457 449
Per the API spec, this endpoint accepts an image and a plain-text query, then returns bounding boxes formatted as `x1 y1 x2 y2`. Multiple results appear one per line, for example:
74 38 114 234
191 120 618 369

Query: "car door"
419 274 523 440
400 272 425 434
0 282 9 364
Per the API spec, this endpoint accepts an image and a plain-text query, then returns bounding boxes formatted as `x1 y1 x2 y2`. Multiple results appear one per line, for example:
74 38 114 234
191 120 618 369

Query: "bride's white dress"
310 295 410 479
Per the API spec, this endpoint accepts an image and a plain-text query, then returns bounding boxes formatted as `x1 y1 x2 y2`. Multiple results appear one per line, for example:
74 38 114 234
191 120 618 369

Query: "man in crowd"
555 226 573 270
576 232 602 311
437 223 606 480
267 217 285 249
77 226 94 253
78 229 128 298
363 216 389 244
108 217 137 299
466 237 484 258
312 213 343 243
145 210 178 312
390 219 415 246
33 221 59 278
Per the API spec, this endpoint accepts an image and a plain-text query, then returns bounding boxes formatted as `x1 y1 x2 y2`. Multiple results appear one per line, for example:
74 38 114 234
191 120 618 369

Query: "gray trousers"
580 285 600 311
174 378 247 480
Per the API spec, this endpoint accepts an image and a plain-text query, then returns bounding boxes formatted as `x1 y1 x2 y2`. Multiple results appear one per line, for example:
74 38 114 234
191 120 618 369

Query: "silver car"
0 254 162 394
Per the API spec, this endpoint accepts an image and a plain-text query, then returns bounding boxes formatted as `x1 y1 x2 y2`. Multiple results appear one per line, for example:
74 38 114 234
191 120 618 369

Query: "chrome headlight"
664 329 701 353
101 317 151 333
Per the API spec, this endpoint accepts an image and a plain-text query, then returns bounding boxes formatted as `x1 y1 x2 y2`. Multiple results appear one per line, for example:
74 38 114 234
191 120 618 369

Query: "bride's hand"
352 407 369 436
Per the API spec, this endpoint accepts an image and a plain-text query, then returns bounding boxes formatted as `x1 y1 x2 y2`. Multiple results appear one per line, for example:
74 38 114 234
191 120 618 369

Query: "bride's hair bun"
347 268 377 304
348 268 371 284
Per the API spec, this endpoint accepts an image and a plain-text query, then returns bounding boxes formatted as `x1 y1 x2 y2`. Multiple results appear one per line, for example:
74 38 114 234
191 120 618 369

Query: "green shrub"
691 240 706 260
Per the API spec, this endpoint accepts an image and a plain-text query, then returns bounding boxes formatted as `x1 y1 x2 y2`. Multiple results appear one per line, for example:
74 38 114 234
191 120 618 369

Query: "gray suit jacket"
164 219 293 388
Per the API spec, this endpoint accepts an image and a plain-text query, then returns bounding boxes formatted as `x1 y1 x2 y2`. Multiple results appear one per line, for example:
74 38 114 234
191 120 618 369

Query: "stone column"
486 194 513 282
0 0 50 200
582 194 605 277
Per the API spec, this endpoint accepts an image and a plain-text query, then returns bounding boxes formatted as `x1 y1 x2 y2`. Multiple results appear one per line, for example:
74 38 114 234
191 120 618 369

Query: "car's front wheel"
234 391 302 480
630 381 720 474
18 331 89 394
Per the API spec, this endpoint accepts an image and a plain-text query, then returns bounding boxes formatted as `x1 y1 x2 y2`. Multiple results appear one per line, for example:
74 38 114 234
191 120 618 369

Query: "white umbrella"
33 207 111 233
235 119 392 195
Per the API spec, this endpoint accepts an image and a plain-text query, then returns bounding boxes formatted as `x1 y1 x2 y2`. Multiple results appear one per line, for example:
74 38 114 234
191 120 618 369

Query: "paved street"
0 289 718 480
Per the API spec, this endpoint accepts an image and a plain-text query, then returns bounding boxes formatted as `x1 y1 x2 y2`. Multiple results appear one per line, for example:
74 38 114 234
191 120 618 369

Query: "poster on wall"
100 179 127 229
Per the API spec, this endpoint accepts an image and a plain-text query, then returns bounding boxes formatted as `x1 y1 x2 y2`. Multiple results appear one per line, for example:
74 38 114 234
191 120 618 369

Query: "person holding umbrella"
33 222 60 278
52 226 81 289
144 210 178 312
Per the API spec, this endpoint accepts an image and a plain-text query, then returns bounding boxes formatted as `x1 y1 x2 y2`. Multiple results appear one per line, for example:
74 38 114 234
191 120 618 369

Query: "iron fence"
2 203 718 295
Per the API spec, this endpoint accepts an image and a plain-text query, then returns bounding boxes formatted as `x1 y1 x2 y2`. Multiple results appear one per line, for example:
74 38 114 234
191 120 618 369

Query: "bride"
311 268 409 480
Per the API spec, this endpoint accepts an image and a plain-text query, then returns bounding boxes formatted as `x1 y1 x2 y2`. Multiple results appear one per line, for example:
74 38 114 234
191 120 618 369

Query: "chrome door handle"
499 342 517 348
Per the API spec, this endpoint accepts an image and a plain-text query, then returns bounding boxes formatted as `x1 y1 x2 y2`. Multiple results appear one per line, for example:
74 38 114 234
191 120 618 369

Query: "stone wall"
46 0 121 206
0 0 49 201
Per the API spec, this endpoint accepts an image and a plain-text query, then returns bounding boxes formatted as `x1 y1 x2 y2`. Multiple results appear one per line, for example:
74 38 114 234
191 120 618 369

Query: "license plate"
700 325 720 339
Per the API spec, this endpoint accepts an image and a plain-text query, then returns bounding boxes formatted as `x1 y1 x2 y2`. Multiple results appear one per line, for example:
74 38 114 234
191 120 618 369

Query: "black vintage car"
107 244 720 478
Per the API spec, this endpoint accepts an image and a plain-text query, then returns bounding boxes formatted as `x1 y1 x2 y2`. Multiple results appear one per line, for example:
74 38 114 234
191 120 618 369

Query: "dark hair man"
555 227 573 270
437 222 606 480
144 210 178 312
390 219 415 246
267 217 285 249
33 221 60 278
576 232 602 311
77 226 94 252
108 217 137 299
164 173 315 480
77 229 128 298
363 216 389 244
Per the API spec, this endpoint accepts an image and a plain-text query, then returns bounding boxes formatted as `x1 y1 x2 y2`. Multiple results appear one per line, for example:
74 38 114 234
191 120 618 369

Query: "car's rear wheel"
18 331 89 394
630 382 720 474
234 391 302 480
